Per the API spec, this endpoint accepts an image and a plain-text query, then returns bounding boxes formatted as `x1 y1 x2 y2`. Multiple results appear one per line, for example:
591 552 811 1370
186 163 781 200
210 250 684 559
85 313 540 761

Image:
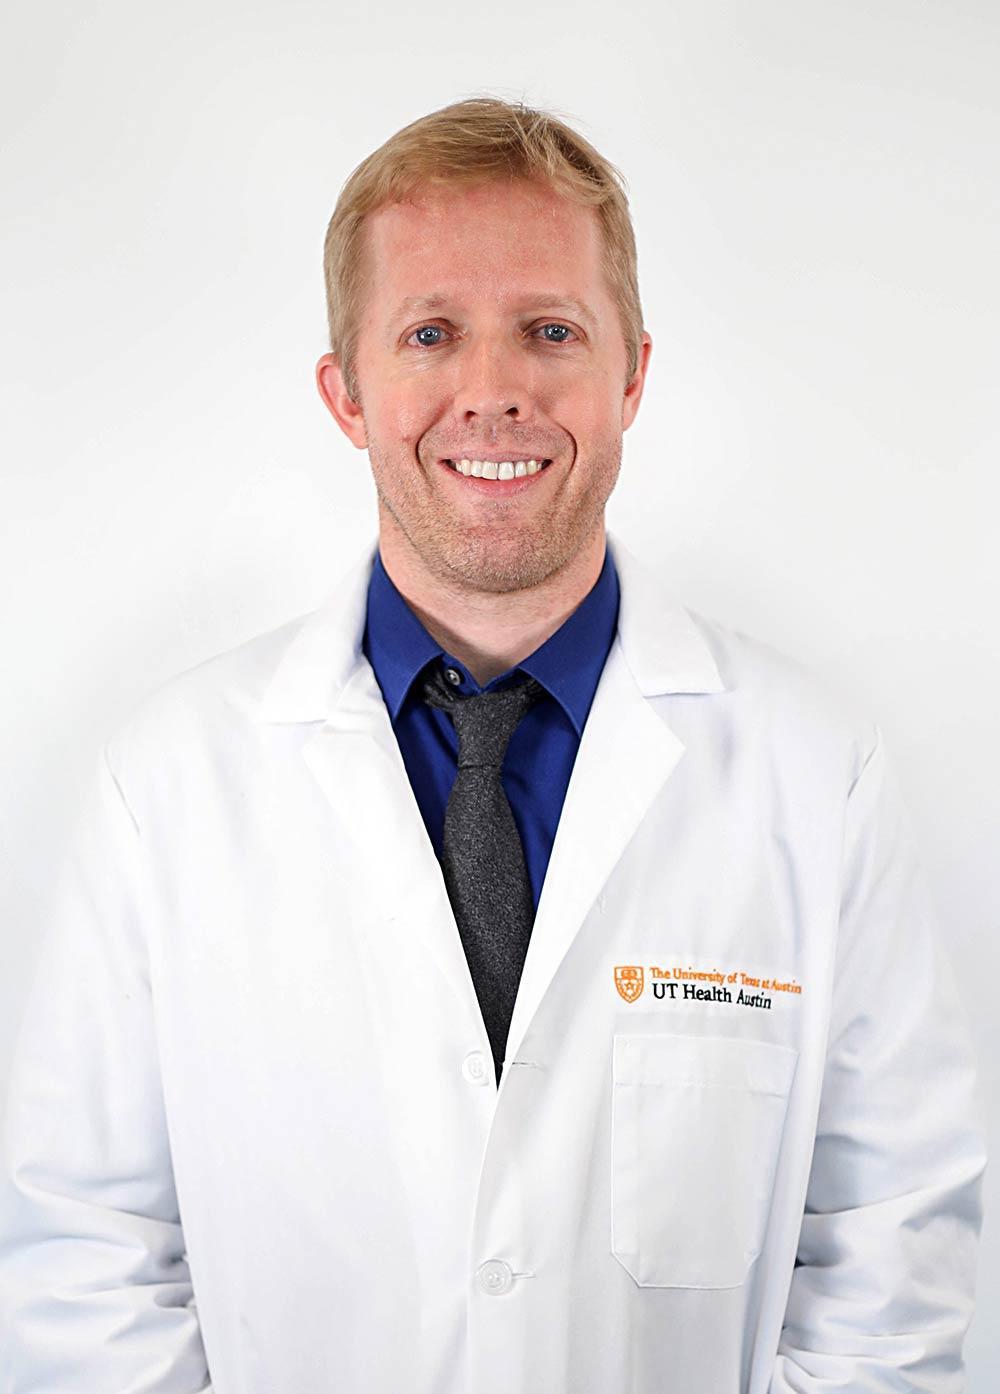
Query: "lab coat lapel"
502 533 729 1072
301 669 479 1017
257 540 479 1021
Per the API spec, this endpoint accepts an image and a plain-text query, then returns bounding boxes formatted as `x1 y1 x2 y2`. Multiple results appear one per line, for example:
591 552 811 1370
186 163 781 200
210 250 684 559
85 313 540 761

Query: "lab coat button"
476 1259 513 1295
462 1050 489 1084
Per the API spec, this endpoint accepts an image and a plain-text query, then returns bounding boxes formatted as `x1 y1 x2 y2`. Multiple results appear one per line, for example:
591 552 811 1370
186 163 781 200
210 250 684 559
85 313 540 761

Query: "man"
0 97 986 1393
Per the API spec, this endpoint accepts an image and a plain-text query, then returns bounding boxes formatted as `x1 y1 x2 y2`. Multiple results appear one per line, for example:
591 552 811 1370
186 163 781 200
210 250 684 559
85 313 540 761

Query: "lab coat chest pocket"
611 1032 799 1288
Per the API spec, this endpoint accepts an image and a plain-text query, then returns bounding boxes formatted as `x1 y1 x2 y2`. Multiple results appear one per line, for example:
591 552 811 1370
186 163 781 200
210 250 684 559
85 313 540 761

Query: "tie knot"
421 665 545 769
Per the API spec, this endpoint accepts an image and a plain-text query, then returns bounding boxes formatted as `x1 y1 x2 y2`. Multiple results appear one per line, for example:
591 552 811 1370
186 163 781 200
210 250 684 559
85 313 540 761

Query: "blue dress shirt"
362 546 620 914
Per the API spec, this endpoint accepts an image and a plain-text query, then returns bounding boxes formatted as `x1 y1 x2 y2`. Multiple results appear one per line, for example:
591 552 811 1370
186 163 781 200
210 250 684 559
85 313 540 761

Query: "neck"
377 518 608 687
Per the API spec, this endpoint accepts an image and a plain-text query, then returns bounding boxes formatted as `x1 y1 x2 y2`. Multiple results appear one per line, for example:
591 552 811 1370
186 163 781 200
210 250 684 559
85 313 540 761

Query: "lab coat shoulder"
682 603 879 795
101 604 320 827
102 540 379 826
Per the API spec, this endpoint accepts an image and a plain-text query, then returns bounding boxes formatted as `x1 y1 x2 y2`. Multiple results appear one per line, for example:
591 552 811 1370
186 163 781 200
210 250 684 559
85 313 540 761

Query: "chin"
436 529 575 595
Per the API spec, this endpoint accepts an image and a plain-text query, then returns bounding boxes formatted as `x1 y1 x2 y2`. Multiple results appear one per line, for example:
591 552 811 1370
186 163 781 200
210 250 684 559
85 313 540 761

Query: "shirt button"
476 1259 514 1295
444 666 462 686
462 1050 489 1085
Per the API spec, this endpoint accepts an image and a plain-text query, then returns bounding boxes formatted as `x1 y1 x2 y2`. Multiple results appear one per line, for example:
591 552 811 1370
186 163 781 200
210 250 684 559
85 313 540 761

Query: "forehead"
361 179 607 319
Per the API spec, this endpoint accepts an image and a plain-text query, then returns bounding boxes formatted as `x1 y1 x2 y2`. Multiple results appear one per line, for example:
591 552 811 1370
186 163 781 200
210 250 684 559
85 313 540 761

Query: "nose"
452 334 531 424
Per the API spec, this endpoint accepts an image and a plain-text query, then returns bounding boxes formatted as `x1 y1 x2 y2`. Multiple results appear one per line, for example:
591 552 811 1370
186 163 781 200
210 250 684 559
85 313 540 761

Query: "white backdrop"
2 0 997 1384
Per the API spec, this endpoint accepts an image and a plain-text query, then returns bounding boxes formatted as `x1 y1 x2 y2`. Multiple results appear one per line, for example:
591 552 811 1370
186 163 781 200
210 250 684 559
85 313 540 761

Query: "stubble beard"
368 437 623 596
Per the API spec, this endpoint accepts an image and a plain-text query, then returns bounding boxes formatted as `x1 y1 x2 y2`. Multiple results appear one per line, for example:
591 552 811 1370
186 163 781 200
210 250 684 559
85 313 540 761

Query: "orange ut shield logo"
614 965 644 1004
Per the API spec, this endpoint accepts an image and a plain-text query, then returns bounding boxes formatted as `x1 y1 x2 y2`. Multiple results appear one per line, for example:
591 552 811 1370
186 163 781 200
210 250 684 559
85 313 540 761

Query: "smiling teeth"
452 458 543 478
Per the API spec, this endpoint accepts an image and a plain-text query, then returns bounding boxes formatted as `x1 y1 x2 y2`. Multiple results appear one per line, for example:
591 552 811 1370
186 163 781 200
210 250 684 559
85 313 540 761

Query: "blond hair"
322 96 644 403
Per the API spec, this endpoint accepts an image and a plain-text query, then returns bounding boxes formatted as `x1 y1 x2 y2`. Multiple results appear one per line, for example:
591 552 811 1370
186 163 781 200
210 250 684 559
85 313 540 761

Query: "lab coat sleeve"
0 744 214 1392
768 725 988 1393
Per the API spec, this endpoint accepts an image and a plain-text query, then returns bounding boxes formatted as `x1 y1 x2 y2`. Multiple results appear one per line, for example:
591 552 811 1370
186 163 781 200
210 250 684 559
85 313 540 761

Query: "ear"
621 332 653 431
315 353 368 448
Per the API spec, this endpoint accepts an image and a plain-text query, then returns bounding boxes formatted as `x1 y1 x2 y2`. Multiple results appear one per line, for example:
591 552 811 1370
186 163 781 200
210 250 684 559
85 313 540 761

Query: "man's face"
318 177 651 594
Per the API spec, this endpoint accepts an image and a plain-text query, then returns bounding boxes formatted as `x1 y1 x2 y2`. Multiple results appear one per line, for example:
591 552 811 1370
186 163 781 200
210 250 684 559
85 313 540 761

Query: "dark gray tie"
421 664 546 1087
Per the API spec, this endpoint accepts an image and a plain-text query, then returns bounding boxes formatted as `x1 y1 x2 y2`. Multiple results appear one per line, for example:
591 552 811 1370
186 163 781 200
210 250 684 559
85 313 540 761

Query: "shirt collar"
363 545 620 738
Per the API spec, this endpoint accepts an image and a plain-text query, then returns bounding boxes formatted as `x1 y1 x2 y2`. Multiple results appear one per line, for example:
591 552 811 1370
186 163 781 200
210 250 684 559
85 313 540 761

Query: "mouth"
440 456 553 484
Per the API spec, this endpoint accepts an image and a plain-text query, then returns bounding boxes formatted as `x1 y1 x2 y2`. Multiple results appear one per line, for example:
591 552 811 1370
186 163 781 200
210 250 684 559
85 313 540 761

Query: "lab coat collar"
255 528 728 725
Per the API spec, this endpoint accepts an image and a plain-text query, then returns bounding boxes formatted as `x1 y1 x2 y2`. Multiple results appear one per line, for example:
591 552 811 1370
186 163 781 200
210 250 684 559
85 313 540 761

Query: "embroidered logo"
614 965 644 1003
614 960 803 1012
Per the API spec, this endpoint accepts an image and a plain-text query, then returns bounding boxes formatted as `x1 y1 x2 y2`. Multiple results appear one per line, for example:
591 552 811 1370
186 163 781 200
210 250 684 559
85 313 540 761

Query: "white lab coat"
0 531 987 1394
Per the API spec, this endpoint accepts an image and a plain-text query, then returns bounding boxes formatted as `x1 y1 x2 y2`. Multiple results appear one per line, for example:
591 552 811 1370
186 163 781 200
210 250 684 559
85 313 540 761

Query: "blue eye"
537 323 573 343
410 325 445 347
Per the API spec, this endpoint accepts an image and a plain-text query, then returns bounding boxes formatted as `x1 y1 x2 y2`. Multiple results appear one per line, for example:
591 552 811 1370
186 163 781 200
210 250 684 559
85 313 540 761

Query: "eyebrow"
389 293 599 330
